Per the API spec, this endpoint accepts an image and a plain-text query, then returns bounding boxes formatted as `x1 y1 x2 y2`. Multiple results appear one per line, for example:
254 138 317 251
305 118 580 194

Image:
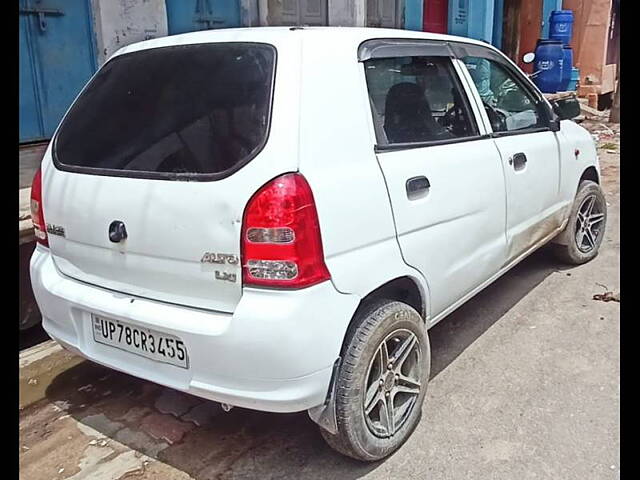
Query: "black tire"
552 180 607 265
320 300 430 461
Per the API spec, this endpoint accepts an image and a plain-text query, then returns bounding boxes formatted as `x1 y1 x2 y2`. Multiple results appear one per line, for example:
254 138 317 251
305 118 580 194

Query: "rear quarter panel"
296 33 430 315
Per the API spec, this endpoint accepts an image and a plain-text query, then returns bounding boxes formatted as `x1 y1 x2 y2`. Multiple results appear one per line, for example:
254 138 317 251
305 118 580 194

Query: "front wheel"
320 300 430 461
552 180 607 264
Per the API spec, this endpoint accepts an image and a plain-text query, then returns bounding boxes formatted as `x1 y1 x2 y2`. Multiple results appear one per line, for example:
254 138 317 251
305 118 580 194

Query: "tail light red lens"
30 168 48 247
241 173 331 288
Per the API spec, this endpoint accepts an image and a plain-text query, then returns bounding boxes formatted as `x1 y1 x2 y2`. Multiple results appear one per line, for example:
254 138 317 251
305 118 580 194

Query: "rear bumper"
30 245 359 413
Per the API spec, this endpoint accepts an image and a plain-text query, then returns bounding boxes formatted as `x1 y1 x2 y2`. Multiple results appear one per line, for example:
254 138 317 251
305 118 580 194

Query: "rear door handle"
510 152 528 170
406 176 430 200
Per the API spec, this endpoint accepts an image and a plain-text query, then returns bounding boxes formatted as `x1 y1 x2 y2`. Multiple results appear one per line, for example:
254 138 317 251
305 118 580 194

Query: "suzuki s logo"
108 220 128 243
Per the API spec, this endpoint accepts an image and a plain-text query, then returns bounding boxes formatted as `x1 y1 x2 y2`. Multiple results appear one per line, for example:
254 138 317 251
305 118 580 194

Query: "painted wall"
447 0 495 43
423 0 448 33
541 0 563 37
20 0 98 143
405 0 424 30
517 0 543 72
492 0 504 48
90 0 168 65
166 0 240 34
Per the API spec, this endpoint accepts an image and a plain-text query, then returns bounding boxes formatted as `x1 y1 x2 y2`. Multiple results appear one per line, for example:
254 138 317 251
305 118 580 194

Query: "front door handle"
510 152 528 170
406 176 430 200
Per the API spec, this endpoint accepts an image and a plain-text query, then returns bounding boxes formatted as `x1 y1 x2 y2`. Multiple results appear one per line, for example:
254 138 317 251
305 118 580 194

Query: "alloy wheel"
575 193 605 253
363 329 422 438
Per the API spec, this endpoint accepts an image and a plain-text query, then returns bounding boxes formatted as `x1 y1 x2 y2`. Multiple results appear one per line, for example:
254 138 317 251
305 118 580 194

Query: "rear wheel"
552 180 607 265
320 300 430 461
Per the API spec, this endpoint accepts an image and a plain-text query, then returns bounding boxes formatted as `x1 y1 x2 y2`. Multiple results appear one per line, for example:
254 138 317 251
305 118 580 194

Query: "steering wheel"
441 104 467 136
483 103 507 132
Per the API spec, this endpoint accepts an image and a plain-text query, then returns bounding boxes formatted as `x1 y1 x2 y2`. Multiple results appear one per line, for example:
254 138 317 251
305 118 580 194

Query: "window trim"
358 38 455 61
51 42 278 182
375 133 492 153
490 126 552 138
363 55 481 149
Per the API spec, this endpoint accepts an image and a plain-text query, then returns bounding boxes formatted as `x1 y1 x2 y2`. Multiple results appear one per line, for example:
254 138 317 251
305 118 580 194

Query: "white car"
30 27 606 461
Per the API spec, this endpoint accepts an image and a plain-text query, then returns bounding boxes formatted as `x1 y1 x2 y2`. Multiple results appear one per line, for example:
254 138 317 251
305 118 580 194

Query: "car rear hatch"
41 38 300 312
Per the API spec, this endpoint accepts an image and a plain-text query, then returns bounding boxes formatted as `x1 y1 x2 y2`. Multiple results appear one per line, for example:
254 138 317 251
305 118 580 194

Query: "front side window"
364 56 478 145
54 43 276 178
463 56 546 133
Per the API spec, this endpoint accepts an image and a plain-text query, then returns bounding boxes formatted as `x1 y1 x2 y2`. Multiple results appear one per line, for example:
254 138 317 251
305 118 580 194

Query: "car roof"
114 26 496 59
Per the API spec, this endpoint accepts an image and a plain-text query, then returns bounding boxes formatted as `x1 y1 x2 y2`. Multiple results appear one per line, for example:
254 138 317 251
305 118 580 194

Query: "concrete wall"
91 0 168 65
329 0 366 26
563 0 616 95
254 0 419 28
240 0 261 26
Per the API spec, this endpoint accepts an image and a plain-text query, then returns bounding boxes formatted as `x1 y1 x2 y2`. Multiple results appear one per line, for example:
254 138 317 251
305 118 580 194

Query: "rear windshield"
54 43 276 179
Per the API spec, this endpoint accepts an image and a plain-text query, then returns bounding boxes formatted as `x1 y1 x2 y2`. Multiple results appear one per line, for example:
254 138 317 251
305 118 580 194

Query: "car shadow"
42 247 568 479
428 247 570 378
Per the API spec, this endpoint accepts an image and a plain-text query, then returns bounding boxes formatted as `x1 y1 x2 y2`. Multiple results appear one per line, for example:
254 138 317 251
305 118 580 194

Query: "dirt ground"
19 121 620 480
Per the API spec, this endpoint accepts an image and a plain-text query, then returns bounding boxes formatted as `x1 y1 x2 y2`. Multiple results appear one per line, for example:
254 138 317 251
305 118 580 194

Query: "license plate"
92 315 189 369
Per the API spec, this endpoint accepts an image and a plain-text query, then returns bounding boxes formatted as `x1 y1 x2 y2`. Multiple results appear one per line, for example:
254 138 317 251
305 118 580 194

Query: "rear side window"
364 56 478 146
54 43 276 179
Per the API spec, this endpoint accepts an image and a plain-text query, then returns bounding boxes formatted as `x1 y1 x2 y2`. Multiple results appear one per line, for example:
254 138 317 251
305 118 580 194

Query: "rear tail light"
30 168 48 247
241 173 330 288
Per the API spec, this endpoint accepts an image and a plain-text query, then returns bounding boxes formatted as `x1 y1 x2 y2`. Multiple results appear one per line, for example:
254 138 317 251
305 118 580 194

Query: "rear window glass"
54 43 276 178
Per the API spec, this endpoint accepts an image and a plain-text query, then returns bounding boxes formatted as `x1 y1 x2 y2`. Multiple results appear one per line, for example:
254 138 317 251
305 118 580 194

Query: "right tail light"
241 173 331 288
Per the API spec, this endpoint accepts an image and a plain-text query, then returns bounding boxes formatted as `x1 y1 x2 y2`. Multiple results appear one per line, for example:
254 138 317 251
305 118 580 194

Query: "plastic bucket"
549 10 574 45
533 39 564 93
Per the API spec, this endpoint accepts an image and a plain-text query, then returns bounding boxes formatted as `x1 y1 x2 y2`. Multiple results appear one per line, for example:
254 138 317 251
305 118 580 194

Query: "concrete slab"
154 389 203 418
181 402 224 427
19 340 84 410
140 413 195 445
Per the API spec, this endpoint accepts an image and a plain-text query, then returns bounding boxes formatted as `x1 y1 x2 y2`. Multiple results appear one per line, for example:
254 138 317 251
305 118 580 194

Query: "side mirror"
552 96 581 120
522 52 536 64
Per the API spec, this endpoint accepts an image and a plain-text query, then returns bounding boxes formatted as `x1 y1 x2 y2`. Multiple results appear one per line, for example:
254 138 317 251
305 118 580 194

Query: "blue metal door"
166 0 241 35
19 0 97 143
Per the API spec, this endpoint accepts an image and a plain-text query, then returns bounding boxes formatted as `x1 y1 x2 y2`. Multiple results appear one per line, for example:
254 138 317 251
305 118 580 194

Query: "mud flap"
550 207 572 246
550 219 571 246
307 357 341 435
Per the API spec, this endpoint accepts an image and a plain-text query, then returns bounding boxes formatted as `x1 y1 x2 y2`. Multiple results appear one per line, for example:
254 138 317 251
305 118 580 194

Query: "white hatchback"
30 27 606 461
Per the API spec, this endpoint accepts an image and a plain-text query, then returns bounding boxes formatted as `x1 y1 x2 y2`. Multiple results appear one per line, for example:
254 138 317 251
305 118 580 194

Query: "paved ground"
19 125 619 480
